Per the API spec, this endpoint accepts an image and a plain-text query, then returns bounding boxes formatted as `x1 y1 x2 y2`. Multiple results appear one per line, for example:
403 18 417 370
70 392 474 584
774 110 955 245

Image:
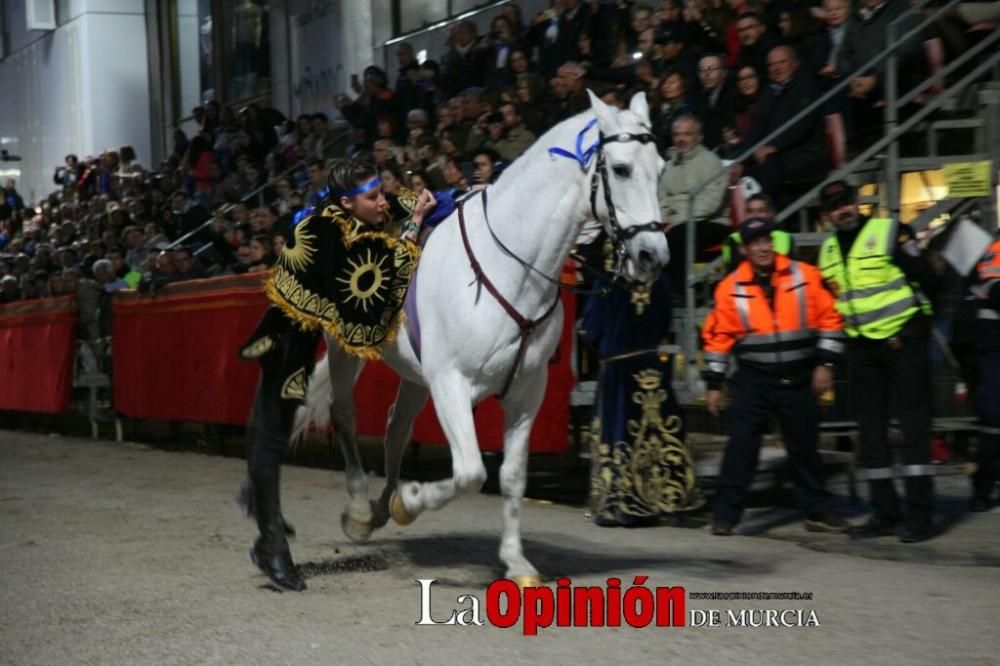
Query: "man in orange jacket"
703 217 849 535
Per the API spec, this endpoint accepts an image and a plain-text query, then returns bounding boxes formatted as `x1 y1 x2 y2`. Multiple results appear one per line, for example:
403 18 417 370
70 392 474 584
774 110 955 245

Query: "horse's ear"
629 91 650 123
587 89 616 130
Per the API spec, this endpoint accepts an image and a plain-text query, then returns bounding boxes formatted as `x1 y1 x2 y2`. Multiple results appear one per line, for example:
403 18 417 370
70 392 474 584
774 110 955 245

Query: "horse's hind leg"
373 379 429 528
393 376 486 520
324 338 372 542
498 373 546 585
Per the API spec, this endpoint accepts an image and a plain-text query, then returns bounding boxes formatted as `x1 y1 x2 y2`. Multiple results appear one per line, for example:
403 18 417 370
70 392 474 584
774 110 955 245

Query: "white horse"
296 91 668 585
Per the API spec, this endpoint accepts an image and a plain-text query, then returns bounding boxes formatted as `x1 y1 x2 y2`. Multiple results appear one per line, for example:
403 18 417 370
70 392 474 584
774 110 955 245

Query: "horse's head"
587 90 669 284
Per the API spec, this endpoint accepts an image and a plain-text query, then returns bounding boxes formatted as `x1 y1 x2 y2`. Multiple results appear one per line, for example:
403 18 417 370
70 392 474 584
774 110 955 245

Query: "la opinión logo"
415 577 686 635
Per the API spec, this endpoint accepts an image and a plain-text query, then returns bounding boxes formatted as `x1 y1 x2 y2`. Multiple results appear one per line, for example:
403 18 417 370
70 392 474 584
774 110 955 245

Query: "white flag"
942 217 994 277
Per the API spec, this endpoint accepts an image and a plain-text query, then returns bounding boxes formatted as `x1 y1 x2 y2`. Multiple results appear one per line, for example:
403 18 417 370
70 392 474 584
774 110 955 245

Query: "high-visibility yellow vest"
818 218 929 339
721 229 793 266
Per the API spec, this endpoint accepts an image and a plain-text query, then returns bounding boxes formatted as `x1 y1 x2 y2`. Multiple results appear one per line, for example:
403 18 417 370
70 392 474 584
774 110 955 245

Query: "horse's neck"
478 118 593 293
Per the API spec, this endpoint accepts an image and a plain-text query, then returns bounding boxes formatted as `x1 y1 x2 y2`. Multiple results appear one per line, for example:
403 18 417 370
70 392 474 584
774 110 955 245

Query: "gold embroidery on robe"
590 369 704 520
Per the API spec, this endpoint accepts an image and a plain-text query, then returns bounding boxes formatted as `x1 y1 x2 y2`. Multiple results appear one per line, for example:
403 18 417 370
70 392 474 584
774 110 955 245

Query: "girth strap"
457 191 560 399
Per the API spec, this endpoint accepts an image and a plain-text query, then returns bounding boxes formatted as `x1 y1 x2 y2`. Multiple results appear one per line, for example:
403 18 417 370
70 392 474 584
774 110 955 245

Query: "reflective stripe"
817 329 847 340
978 309 1000 320
901 464 935 477
863 467 896 480
839 276 909 302
789 261 809 328
706 361 728 374
704 352 730 362
816 338 845 354
733 283 752 331
741 330 815 346
740 348 815 363
980 268 1000 279
849 294 920 326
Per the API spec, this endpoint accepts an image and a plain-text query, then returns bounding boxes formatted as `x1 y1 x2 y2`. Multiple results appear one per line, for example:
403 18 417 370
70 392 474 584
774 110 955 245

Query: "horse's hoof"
513 575 542 589
389 491 416 525
341 511 374 543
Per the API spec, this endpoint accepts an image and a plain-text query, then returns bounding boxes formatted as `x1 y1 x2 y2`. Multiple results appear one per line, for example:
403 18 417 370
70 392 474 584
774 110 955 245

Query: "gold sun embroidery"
280 219 318 272
335 248 389 313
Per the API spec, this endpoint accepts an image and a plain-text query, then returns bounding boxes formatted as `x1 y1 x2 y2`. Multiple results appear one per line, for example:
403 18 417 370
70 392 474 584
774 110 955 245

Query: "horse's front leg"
498 371 547 587
373 379 429 528
324 336 371 542
392 375 486 521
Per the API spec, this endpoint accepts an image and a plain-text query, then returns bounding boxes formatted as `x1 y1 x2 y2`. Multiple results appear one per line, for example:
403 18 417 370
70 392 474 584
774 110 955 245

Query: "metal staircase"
674 0 1000 407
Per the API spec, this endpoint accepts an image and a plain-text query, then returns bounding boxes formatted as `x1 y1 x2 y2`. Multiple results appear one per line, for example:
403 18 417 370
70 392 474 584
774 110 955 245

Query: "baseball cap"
819 180 856 210
739 216 776 244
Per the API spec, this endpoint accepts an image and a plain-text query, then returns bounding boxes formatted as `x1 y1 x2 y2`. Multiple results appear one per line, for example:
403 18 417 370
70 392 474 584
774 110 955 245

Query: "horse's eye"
612 164 632 178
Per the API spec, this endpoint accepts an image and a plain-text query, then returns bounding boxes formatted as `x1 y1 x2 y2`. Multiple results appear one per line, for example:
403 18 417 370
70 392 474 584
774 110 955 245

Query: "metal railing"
166 126 352 254
677 0 994 396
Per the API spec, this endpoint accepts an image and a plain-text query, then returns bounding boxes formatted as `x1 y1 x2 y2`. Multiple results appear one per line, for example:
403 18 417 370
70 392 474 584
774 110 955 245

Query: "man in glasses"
694 53 736 149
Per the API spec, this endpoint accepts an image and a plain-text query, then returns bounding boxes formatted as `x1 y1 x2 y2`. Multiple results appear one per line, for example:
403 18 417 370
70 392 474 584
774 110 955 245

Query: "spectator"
232 243 255 274
471 147 504 186
546 61 590 126
407 170 431 195
303 158 327 207
247 234 276 273
730 65 762 145
526 1 593 79
695 53 737 150
816 0 853 87
744 46 825 206
842 0 926 150
441 21 489 98
106 247 142 288
93 258 129 293
337 66 401 145
169 246 208 282
0 274 20 302
442 155 470 194
659 115 731 288
380 163 404 195
652 67 697 151
735 12 780 80
493 101 537 161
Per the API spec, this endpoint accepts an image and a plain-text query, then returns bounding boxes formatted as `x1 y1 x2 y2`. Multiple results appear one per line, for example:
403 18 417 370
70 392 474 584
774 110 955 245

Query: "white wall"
0 0 151 204
276 0 374 119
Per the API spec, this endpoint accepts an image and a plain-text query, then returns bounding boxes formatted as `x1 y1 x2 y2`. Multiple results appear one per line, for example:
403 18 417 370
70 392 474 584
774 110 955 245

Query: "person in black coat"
744 45 826 207
694 53 737 150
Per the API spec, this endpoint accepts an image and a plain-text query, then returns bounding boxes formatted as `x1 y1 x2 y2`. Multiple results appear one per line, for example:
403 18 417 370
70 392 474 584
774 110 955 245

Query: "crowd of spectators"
0 0 984 327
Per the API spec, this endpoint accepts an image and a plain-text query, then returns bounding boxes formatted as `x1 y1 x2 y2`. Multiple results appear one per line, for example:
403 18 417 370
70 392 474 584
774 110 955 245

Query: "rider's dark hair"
327 156 378 204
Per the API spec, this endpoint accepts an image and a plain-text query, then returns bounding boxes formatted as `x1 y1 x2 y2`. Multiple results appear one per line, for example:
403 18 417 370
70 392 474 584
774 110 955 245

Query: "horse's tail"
290 355 334 444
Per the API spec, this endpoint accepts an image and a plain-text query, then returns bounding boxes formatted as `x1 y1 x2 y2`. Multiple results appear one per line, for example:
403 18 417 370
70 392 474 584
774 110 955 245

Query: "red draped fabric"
0 296 77 413
112 273 575 453
112 274 269 425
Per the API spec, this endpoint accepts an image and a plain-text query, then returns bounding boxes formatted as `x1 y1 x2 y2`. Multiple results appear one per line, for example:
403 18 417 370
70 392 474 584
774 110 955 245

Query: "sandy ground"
1 430 998 666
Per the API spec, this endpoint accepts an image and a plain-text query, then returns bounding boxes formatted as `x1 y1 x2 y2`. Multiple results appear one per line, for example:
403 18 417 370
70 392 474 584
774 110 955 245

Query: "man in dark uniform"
238 157 435 591
817 180 937 543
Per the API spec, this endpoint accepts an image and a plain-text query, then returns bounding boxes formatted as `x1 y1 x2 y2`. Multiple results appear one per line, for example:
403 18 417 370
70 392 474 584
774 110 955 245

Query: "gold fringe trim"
263 228 421 361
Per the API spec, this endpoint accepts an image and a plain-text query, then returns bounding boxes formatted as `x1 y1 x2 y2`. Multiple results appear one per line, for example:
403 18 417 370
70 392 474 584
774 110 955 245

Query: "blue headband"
335 176 382 199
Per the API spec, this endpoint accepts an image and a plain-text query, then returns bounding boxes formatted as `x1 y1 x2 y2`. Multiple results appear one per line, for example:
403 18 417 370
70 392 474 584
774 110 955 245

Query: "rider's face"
342 179 387 226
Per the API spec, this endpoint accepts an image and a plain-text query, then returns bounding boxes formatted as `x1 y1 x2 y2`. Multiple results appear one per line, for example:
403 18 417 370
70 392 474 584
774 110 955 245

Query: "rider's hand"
411 189 437 227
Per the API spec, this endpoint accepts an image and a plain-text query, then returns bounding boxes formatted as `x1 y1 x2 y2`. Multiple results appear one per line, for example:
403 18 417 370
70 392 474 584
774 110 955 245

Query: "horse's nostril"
638 250 654 270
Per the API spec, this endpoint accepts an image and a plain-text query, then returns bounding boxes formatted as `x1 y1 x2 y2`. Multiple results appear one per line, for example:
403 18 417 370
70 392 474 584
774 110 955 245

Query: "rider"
238 156 435 591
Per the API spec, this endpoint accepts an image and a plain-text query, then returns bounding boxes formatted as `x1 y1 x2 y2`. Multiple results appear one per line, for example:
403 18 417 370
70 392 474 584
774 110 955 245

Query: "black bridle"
480 127 666 295
589 130 666 282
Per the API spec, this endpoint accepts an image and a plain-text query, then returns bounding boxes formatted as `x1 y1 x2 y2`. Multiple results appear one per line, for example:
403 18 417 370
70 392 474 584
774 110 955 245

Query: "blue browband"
547 118 600 172
335 175 382 199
